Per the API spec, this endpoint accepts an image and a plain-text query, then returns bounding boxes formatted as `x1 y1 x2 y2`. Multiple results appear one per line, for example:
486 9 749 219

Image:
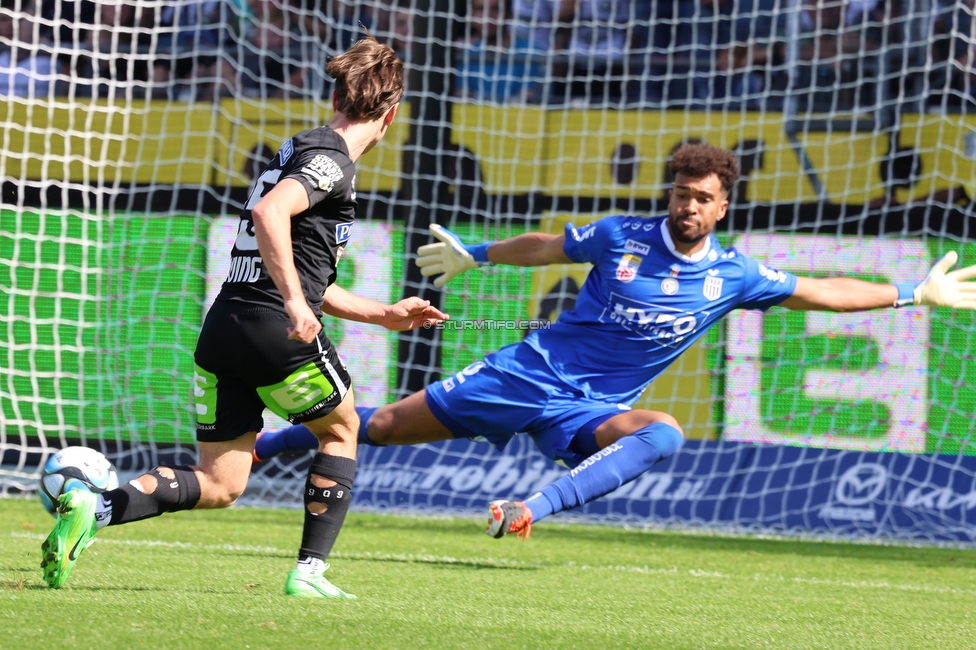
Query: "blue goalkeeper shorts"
424 343 631 468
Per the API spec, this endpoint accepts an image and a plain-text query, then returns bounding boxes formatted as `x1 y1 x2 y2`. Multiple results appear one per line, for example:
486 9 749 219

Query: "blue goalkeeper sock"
254 424 318 461
523 423 683 523
356 406 378 446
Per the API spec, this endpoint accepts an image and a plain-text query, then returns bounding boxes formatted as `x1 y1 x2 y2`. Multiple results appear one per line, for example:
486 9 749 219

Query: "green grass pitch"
2 497 975 649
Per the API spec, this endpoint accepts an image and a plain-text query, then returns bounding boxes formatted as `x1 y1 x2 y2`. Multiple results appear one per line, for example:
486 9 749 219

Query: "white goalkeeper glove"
415 224 492 288
894 251 976 309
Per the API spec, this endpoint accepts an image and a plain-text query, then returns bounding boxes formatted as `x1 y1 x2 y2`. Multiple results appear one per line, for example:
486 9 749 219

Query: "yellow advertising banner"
452 106 976 204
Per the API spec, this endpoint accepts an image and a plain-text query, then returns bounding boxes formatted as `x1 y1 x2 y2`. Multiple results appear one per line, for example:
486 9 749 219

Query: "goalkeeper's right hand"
901 251 976 309
416 224 492 288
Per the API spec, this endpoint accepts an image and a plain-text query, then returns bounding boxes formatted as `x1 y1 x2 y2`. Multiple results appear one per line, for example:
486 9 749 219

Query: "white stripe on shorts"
317 335 348 401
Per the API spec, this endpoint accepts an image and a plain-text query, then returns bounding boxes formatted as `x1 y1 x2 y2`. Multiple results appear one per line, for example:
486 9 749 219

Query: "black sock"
299 453 356 562
105 466 202 525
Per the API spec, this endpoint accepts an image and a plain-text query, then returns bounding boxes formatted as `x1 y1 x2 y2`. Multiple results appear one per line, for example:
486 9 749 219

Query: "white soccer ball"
38 446 119 516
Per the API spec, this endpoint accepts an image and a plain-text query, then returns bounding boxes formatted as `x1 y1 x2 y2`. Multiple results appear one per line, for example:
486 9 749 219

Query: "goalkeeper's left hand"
907 251 976 309
379 297 449 331
416 224 492 288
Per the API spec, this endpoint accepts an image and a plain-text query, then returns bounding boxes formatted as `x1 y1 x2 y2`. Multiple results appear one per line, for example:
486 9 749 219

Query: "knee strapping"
632 422 684 458
304 454 356 512
108 465 201 525
148 465 202 510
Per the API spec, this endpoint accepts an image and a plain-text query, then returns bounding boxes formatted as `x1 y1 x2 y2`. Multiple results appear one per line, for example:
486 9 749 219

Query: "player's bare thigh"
367 389 454 445
593 410 684 449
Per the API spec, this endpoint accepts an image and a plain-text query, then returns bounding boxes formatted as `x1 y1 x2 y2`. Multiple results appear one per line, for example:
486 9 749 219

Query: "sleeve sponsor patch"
277 138 294 166
572 224 596 242
300 154 345 192
757 264 788 283
336 223 353 244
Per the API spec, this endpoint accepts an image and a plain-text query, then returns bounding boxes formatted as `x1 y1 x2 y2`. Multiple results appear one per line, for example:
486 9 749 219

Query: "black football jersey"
216 126 357 312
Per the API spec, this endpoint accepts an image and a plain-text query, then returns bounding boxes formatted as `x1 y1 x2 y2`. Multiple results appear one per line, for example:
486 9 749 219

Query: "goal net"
2 0 975 543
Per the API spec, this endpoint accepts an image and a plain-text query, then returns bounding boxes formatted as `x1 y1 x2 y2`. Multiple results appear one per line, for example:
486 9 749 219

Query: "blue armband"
893 282 917 308
465 242 493 264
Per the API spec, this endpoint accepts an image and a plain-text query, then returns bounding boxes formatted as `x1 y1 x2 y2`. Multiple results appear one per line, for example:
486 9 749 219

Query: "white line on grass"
8 531 975 597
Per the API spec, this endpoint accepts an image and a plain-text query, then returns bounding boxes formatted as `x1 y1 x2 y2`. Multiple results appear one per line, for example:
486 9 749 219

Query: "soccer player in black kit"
41 36 445 598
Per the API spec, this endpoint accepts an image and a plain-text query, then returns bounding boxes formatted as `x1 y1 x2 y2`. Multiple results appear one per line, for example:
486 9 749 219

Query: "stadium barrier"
335 438 976 544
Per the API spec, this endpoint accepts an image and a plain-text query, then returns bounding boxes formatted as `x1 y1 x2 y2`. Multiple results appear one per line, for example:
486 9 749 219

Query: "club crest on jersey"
616 254 642 283
300 154 344 192
661 277 679 295
336 223 353 244
703 276 723 301
278 138 294 166
624 239 650 255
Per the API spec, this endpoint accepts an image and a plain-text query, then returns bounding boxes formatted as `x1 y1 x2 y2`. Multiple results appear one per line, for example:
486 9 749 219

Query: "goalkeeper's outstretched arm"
781 251 976 312
416 224 570 287
480 232 571 267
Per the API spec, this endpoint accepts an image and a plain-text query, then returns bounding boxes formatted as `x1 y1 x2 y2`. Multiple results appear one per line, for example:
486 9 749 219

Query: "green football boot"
284 564 357 599
40 488 98 589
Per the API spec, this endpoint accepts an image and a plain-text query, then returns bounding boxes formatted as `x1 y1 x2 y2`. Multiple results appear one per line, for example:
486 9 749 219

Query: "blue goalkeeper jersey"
511 215 798 405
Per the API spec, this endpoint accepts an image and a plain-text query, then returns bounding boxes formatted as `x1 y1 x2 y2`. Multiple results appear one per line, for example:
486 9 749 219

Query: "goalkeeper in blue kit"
255 143 976 540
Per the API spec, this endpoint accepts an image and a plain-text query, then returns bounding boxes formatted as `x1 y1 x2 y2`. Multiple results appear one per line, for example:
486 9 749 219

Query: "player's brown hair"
669 143 740 196
326 35 404 122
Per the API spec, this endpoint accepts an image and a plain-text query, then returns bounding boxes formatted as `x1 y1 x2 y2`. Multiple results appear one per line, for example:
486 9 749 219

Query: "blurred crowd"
0 0 972 111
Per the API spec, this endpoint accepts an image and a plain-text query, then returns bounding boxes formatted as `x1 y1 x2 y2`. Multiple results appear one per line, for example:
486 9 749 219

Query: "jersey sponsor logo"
661 277 679 295
336 223 353 244
616 254 642 283
601 293 708 346
703 276 723 301
758 264 788 283
226 254 263 283
300 154 344 192
278 138 294 166
624 239 650 255
707 268 720 276
571 224 596 242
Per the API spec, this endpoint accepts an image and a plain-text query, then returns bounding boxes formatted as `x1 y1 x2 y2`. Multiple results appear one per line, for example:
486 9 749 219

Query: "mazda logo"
835 463 887 506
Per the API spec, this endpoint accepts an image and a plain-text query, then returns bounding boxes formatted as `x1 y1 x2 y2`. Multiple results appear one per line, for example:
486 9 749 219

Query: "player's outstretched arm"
781 251 976 312
416 224 571 287
321 284 449 330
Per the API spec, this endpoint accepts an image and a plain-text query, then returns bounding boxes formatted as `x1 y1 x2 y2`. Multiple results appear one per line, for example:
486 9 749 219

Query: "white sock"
94 494 113 530
295 556 326 575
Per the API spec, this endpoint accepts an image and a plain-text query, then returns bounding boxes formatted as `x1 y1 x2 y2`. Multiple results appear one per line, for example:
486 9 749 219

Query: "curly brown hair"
669 143 740 196
326 35 404 122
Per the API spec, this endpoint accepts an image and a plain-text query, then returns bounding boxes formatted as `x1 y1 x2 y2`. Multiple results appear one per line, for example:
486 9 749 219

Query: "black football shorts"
192 301 352 443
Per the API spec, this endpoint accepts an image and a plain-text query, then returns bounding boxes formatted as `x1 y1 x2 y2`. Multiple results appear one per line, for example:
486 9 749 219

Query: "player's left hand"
914 250 976 309
379 297 449 331
416 224 489 288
